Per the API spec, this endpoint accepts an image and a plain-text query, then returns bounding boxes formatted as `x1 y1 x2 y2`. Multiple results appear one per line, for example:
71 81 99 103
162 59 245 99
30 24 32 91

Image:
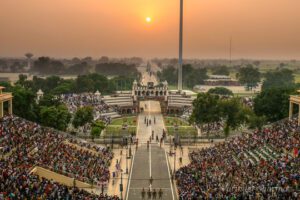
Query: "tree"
12 86 38 121
212 65 230 76
91 120 106 138
262 68 294 91
207 87 233 96
38 94 61 107
95 62 139 77
248 115 267 131
254 87 296 122
32 57 65 74
66 62 91 75
40 105 71 131
237 65 260 90
189 93 221 136
72 106 94 128
219 98 251 138
157 66 177 85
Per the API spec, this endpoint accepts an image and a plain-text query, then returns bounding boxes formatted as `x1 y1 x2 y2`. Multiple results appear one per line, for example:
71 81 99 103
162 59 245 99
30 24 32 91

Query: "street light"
126 148 129 174
120 172 123 200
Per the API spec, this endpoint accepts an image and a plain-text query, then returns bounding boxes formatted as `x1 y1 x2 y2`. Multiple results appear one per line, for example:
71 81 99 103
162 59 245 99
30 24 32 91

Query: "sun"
146 17 152 23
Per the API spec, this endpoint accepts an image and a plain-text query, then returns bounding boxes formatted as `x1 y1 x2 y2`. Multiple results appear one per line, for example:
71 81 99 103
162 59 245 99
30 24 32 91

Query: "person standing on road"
158 188 163 199
141 188 146 199
147 188 151 199
152 188 157 199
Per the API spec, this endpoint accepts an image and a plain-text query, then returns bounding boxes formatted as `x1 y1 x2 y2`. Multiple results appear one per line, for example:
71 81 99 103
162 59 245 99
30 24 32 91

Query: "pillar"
0 102 3 118
289 102 293 120
8 99 13 115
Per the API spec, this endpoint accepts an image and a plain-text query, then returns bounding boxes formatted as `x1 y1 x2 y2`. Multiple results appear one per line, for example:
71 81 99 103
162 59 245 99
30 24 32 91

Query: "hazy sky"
0 0 300 59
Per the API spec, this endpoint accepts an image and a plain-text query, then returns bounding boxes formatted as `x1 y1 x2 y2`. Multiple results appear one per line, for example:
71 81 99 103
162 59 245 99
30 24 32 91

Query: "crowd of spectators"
60 93 115 125
60 93 107 114
0 115 119 199
176 118 300 199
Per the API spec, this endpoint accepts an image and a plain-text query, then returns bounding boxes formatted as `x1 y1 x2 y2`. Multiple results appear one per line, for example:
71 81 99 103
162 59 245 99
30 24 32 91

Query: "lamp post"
126 148 129 174
173 150 176 177
120 172 123 200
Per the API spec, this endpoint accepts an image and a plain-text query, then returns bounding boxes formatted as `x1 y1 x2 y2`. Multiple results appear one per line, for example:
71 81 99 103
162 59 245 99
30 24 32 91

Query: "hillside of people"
0 115 119 199
175 117 300 199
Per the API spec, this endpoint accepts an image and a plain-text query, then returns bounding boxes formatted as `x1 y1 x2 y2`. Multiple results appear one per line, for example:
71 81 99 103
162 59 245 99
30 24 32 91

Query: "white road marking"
165 150 175 200
148 101 152 183
125 151 136 200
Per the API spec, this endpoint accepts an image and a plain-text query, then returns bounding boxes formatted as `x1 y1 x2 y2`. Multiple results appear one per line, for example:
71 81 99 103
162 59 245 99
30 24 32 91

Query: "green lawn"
164 117 189 126
104 125 136 137
166 126 197 138
110 117 137 126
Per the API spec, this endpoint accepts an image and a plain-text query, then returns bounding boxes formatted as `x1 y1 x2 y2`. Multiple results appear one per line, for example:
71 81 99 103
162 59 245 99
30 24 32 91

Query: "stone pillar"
0 102 3 118
8 99 13 115
289 102 293 120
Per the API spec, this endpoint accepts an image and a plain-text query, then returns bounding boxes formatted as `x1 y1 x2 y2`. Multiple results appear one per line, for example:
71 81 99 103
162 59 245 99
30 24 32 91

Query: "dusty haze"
0 0 299 59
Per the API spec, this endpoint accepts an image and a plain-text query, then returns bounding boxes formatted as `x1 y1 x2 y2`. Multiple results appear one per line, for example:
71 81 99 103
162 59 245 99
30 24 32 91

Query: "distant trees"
262 68 294 91
74 73 115 94
66 62 91 75
111 75 136 91
95 63 139 77
32 57 65 74
237 65 261 90
212 65 230 76
207 87 233 96
157 64 208 89
183 64 208 89
157 66 177 85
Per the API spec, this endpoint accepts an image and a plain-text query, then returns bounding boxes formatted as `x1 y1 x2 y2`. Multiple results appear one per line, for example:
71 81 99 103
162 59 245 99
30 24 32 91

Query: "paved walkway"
138 64 158 86
126 100 176 200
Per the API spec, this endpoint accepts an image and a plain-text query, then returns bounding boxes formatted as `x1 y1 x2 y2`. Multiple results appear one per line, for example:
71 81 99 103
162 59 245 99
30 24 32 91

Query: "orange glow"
0 0 299 59
146 17 152 23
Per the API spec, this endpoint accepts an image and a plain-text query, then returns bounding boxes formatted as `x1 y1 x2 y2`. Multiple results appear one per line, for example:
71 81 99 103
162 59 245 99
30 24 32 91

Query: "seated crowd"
60 93 109 115
176 118 300 199
0 115 119 199
60 93 113 125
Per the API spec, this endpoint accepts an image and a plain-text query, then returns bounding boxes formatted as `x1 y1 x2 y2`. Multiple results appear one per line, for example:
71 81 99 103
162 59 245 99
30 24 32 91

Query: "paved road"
126 101 176 200
138 64 158 86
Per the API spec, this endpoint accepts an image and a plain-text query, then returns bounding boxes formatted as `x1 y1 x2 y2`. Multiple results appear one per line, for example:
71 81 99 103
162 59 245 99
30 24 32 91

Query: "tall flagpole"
178 0 183 91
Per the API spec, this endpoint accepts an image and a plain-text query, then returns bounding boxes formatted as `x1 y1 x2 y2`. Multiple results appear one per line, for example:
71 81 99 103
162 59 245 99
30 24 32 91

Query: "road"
137 63 159 86
126 100 176 200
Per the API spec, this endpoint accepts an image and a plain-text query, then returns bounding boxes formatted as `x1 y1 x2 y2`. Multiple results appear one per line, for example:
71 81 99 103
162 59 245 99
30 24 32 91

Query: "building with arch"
0 86 13 118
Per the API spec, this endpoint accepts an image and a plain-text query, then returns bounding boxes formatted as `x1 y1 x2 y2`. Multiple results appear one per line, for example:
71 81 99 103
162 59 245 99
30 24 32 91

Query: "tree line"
0 73 136 131
190 66 298 137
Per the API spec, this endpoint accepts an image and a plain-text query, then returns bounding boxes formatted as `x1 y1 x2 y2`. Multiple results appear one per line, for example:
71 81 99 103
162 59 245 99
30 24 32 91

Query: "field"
103 116 137 137
164 116 190 126
164 116 197 137
104 125 136 137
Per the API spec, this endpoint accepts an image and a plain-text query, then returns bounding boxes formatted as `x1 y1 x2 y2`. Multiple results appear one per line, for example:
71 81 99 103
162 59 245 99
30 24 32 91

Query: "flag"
293 148 298 158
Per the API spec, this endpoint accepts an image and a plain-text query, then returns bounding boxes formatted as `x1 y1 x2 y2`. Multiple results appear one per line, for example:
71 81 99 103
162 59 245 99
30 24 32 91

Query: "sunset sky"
0 0 300 59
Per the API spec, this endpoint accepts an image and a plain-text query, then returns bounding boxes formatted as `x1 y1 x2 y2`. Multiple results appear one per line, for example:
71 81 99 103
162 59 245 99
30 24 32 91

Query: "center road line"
125 150 135 200
165 150 175 200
